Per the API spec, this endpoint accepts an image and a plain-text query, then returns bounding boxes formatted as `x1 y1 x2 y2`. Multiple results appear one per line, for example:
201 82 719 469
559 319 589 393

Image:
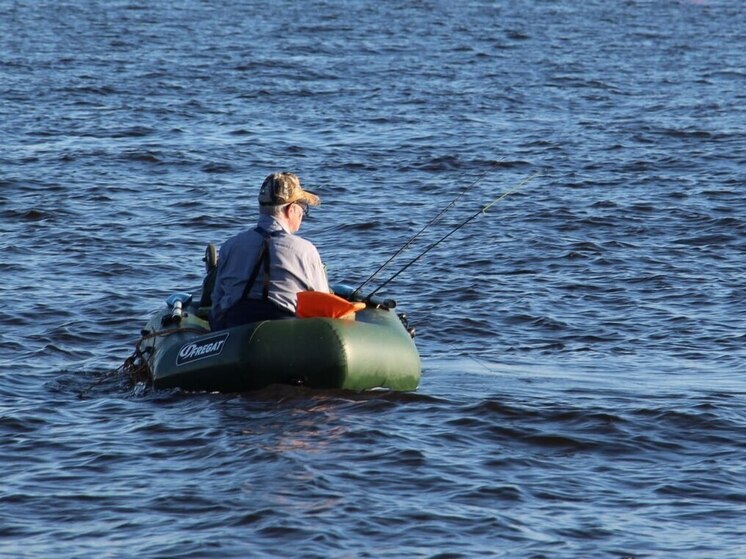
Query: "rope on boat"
119 326 209 384
118 336 154 384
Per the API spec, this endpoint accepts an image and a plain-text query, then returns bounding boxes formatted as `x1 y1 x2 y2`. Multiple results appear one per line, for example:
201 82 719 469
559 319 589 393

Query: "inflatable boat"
124 283 421 393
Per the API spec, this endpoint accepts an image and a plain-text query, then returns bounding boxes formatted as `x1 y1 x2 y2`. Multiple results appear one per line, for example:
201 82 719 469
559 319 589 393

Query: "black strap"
240 226 284 302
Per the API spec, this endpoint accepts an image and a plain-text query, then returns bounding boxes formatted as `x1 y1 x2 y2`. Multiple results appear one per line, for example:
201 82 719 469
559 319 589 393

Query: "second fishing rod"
353 162 503 297
359 171 539 302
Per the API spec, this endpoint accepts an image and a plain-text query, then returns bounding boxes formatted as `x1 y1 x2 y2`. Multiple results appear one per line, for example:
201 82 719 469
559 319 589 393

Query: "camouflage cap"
258 172 321 207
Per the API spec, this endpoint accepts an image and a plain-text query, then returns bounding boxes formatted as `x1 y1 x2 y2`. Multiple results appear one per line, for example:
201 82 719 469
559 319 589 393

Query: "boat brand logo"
176 333 229 366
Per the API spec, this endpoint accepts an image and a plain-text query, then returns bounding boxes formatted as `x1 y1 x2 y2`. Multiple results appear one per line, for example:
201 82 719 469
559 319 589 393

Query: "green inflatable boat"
124 284 420 393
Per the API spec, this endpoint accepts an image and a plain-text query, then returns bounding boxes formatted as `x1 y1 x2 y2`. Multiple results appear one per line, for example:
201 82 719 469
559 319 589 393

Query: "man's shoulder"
278 233 320 258
221 228 260 251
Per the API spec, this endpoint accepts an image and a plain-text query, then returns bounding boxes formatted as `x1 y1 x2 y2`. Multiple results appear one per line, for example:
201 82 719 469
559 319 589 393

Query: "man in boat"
208 172 328 330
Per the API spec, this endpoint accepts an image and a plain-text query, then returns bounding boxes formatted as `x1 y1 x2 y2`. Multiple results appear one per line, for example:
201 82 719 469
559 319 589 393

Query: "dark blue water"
2 1 745 557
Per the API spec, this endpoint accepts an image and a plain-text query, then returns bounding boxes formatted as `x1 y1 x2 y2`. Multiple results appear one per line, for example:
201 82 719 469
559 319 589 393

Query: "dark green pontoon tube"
135 286 420 393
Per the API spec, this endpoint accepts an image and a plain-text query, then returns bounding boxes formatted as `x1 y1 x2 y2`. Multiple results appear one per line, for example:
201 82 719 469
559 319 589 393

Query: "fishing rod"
354 162 503 296
364 172 539 301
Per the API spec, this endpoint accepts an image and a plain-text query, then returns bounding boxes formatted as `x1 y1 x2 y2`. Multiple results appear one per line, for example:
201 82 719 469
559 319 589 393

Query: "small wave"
415 155 464 171
506 29 530 41
590 200 618 208
455 484 524 503
200 162 235 174
111 126 155 138
62 84 119 96
672 234 737 246
328 221 381 232
503 313 568 330
704 68 745 80
2 208 54 221
521 433 595 451
660 127 713 139
119 150 162 163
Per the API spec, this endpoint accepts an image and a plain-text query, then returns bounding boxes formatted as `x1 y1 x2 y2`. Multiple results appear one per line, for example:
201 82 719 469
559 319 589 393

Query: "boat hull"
137 304 420 392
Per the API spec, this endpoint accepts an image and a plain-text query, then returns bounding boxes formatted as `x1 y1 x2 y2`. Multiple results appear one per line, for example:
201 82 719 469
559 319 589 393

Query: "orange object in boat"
296 291 367 320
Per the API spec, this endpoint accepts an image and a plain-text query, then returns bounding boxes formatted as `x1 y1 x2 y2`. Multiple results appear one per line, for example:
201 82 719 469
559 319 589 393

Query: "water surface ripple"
1 1 744 557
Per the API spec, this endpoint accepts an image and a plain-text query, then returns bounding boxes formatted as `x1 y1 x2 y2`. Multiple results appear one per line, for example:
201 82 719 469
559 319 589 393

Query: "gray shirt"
211 214 328 316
